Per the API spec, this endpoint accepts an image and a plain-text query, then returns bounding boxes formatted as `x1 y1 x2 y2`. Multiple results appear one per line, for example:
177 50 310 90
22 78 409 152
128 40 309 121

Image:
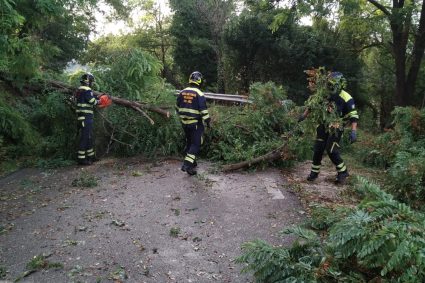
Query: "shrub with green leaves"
237 227 324 283
358 107 425 204
205 82 310 165
0 93 40 158
330 177 425 281
238 177 425 282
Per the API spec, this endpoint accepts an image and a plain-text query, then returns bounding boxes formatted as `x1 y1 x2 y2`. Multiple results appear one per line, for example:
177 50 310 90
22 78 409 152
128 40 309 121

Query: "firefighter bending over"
299 72 359 184
176 71 211 175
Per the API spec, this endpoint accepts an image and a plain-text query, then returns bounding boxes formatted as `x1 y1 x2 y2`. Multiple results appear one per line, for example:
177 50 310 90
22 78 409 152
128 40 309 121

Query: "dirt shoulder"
0 158 305 283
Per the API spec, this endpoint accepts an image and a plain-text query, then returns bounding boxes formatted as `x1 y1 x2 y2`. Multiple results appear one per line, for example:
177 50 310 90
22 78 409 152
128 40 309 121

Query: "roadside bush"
27 91 77 160
356 107 425 205
357 130 396 168
237 177 425 282
0 93 40 158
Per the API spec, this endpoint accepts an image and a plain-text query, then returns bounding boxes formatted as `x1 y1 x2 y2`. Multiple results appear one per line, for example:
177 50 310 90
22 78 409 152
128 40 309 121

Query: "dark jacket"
76 86 98 120
329 90 359 123
176 87 210 125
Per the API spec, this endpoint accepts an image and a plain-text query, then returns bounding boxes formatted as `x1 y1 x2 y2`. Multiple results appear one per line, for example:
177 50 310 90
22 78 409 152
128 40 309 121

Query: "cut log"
221 143 287 172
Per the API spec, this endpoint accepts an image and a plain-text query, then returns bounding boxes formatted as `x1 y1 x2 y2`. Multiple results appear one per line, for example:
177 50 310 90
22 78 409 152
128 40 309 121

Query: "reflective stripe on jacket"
330 90 359 123
76 86 98 119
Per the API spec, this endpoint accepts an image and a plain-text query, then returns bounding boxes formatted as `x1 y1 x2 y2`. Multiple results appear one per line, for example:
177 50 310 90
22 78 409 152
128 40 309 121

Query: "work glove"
349 130 357 143
205 118 211 129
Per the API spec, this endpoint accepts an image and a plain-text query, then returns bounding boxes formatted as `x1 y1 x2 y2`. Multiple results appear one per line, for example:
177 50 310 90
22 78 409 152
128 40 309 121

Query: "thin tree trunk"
47 80 171 117
221 143 287 172
406 0 425 106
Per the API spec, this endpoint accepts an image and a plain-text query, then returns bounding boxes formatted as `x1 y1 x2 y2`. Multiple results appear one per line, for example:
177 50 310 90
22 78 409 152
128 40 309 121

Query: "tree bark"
367 0 425 107
406 0 425 105
221 143 287 172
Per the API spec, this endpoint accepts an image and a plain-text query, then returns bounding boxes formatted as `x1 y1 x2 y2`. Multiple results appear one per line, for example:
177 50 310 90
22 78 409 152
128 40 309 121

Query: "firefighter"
75 73 99 165
176 71 211 175
299 72 359 184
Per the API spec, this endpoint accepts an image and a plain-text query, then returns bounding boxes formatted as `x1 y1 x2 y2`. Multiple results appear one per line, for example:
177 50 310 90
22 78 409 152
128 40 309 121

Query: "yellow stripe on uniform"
339 90 352 102
186 87 204 96
76 109 94 114
181 119 198 125
185 154 196 163
336 162 346 172
311 164 320 173
178 108 201 114
77 103 92 107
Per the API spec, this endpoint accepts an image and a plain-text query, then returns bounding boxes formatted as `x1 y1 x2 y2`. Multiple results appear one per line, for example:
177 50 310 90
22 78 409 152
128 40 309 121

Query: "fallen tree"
47 80 170 125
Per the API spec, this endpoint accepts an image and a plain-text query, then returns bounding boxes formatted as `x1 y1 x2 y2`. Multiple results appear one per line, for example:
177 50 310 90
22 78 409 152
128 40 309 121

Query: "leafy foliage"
205 82 310 165
0 93 40 158
236 227 323 283
94 48 164 101
238 177 425 282
330 177 425 281
358 107 425 205
224 3 361 103
169 0 219 88
301 67 343 135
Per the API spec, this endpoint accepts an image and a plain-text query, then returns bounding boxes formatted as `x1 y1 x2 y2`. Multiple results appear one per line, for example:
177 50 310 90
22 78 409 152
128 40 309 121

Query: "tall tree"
225 1 361 102
0 0 130 82
132 0 173 80
169 0 235 91
195 0 235 92
365 0 425 106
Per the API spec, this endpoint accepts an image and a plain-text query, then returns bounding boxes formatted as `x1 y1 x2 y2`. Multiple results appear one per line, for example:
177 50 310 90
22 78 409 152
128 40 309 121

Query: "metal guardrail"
175 90 252 104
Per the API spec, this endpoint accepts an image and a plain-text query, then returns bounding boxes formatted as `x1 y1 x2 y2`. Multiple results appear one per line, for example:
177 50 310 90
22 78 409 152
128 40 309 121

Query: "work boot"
89 156 100 163
186 167 197 176
77 159 92 166
335 171 349 184
181 164 197 175
307 172 318 181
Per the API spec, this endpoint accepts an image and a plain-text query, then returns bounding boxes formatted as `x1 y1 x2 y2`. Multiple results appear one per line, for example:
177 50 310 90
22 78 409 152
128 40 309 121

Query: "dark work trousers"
182 122 204 168
77 118 94 161
311 124 347 174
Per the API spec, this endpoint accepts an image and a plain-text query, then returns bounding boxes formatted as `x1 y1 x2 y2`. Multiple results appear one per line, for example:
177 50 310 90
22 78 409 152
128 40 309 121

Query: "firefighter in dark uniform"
176 71 211 175
299 72 359 184
75 73 99 165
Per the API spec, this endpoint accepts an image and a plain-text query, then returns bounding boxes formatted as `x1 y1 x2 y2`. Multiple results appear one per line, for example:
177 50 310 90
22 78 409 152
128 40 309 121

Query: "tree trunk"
368 0 425 107
221 143 287 172
406 0 425 106
390 1 411 106
47 80 171 118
